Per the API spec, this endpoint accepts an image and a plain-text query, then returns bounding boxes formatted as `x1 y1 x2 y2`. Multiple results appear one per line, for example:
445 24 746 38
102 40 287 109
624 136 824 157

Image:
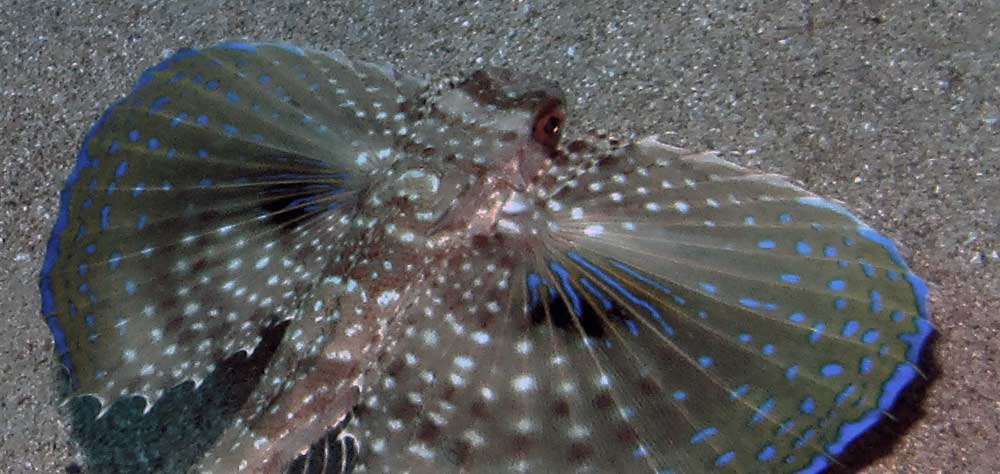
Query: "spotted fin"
348 137 931 473
39 41 421 410
285 414 358 474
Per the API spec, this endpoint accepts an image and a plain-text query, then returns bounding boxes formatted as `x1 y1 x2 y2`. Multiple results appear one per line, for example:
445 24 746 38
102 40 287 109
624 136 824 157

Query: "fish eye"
532 107 564 147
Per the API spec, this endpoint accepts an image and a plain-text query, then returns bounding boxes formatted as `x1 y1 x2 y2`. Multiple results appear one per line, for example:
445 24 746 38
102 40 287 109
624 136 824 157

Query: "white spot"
471 331 491 345
570 207 584 220
512 374 537 393
377 290 400 307
454 355 475 370
583 224 605 237
645 202 662 213
674 201 691 214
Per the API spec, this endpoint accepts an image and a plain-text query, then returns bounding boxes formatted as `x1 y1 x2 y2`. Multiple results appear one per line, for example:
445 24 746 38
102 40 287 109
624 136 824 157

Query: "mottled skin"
195 64 569 473
41 43 931 474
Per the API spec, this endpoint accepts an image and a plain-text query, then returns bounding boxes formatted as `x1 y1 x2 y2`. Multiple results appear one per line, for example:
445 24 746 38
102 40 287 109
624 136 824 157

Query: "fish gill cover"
39 41 932 474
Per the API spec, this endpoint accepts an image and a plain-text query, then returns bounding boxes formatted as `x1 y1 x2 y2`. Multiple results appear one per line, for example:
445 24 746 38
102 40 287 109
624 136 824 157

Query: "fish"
39 41 932 474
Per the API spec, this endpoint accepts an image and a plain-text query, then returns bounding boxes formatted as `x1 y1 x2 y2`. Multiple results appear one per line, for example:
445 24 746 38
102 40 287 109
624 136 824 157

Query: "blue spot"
859 357 874 374
869 289 883 313
624 320 640 336
785 365 799 380
824 245 837 257
150 95 170 112
200 178 214 186
259 74 272 84
795 429 817 449
762 344 775 356
691 427 717 444
170 112 187 127
100 206 110 229
828 279 846 291
800 397 815 414
78 283 89 294
700 282 717 293
861 261 876 277
167 148 177 159
796 241 812 255
834 297 848 310
198 149 209 159
672 390 687 400
842 320 860 337
757 445 776 461
206 80 220 90
147 137 159 149
115 161 129 177
821 363 844 377
196 114 208 125
526 273 545 307
757 239 776 249
227 91 240 102
192 73 204 84
809 323 826 343
132 183 145 197
862 329 880 344
788 312 806 323
698 355 713 367
109 251 122 270
836 384 856 405
125 280 137 295
838 259 849 268
78 263 88 276
108 140 120 154
107 182 117 195
891 310 904 322
136 214 148 230
714 451 735 467
730 384 750 400
744 216 756 225
85 243 96 254
128 129 140 141
843 236 856 246
632 446 649 458
739 333 751 343
781 273 800 283
697 310 708 319
751 398 775 424
223 124 239 134
82 198 93 209
779 213 792 224
777 419 795 435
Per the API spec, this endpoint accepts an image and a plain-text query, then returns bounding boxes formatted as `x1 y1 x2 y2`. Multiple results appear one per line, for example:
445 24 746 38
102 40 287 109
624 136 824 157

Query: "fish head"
431 67 566 190
376 68 568 244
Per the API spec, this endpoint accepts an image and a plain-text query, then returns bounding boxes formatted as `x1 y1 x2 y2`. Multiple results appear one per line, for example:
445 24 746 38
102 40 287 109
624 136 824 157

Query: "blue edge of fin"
37 42 933 472
38 40 282 381
795 199 933 473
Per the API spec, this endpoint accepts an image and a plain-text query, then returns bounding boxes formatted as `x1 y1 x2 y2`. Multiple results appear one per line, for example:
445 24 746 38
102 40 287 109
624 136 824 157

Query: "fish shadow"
61 321 288 474
828 330 941 473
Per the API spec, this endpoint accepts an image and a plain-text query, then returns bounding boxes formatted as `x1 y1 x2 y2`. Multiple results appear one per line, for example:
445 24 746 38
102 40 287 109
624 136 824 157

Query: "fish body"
40 42 932 474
